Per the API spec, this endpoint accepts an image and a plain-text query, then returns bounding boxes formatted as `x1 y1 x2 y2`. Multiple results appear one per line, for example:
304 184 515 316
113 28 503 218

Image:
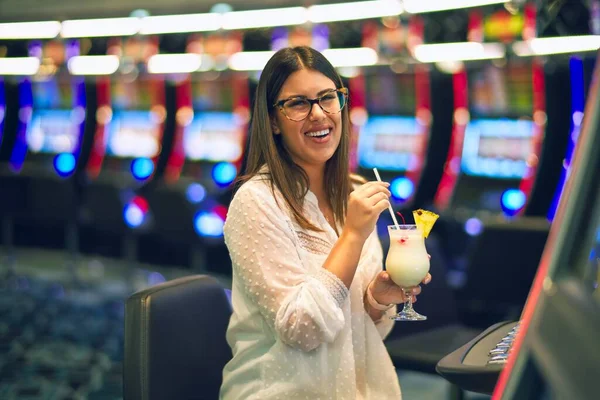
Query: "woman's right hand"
344 181 391 242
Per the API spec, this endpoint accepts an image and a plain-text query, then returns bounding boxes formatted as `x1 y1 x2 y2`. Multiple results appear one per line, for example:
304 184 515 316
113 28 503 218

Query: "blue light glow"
390 177 414 201
194 211 225 237
148 271 166 286
53 153 76 177
548 57 585 221
464 218 483 236
131 157 155 180
212 162 237 187
10 79 33 172
186 183 206 204
501 189 526 213
123 203 145 228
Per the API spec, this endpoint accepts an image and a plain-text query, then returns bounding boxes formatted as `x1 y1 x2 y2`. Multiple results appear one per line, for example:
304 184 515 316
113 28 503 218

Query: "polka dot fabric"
220 171 402 400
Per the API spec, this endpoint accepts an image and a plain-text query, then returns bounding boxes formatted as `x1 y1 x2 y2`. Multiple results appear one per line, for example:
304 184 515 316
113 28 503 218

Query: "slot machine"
182 74 244 195
436 54 600 398
355 16 436 211
79 37 167 258
435 58 546 220
21 40 88 235
103 76 165 184
433 5 574 224
431 57 549 251
355 66 430 204
0 39 91 253
0 51 30 268
24 40 86 179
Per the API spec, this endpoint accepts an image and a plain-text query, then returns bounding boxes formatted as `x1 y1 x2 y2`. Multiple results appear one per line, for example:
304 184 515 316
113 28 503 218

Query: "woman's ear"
270 117 281 135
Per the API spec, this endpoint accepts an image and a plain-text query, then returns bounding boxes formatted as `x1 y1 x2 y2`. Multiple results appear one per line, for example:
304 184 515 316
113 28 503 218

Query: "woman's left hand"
369 271 432 305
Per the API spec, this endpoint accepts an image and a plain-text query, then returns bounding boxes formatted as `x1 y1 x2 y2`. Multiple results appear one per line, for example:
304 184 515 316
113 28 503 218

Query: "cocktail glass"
386 224 430 321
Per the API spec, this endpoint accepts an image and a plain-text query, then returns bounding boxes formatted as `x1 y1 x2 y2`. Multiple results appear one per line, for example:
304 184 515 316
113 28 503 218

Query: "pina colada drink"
387 209 439 321
386 226 430 288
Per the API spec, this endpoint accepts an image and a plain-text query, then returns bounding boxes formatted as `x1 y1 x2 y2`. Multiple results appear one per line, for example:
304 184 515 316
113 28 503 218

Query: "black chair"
455 217 550 328
124 275 232 400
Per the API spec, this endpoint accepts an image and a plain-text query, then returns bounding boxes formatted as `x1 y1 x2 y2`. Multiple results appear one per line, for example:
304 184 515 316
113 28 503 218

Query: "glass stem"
402 288 414 313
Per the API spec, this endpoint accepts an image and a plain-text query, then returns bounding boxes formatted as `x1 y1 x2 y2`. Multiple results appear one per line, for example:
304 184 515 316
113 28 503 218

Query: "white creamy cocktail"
386 225 430 287
386 224 430 321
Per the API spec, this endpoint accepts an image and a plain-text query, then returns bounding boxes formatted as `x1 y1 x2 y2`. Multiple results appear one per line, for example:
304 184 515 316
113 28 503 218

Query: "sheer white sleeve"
224 183 348 352
366 232 396 339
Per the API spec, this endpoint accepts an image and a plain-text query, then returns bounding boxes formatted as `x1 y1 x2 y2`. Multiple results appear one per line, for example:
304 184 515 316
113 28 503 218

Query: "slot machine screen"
112 78 153 110
364 67 416 115
32 77 72 109
469 63 533 118
461 118 534 179
107 111 161 158
106 79 161 158
183 112 243 163
357 115 421 171
192 78 234 112
27 78 78 154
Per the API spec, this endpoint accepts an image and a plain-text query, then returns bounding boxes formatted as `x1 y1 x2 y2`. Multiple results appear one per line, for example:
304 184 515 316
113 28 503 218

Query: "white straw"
373 168 400 228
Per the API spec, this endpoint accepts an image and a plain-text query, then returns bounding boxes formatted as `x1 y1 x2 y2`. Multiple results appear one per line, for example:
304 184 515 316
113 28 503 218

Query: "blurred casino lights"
123 196 150 228
390 176 415 202
194 210 226 238
464 217 484 236
186 183 207 204
212 162 237 187
53 152 76 177
501 188 527 216
131 157 155 181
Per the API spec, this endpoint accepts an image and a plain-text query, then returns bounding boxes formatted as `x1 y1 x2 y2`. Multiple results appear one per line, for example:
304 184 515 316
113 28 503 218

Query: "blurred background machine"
437 43 600 398
0 0 599 399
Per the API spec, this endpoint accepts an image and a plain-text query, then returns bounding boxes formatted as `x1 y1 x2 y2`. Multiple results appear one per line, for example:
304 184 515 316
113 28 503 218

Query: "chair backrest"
124 275 233 400
458 217 550 326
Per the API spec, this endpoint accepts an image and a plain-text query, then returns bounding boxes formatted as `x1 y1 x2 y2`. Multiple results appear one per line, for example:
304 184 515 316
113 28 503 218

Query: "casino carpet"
0 248 490 400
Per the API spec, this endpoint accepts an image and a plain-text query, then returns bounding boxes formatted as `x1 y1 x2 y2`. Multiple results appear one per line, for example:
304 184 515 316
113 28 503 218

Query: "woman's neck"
305 164 327 200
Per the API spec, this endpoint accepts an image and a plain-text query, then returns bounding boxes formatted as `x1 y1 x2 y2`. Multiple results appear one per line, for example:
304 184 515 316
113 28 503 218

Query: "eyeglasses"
273 88 348 122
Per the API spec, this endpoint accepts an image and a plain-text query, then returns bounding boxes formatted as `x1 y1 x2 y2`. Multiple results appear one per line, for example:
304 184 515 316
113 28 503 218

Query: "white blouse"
220 171 402 400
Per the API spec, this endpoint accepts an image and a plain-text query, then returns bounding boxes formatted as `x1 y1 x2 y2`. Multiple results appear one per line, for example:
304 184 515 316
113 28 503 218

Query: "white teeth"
305 129 329 137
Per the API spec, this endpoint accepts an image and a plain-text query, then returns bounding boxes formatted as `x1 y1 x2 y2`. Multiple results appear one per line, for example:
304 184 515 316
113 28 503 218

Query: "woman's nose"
308 102 326 120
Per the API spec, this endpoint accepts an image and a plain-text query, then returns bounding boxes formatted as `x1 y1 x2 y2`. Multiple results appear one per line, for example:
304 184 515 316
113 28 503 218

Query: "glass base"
390 310 427 321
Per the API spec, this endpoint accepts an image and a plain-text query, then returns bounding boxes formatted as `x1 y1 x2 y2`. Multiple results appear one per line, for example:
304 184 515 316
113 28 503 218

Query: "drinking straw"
373 168 400 228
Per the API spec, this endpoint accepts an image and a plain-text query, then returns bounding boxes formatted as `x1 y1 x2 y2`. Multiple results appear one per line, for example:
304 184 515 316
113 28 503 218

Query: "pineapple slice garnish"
413 209 439 238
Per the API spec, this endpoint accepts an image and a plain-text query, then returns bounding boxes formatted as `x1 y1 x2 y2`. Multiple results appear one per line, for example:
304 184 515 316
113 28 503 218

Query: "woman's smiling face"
271 68 343 171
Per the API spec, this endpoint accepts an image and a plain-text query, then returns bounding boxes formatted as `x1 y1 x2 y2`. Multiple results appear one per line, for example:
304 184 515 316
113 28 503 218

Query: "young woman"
220 46 431 399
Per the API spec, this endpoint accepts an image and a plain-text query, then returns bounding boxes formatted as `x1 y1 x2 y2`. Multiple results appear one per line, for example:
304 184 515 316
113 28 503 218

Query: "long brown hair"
236 46 354 232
